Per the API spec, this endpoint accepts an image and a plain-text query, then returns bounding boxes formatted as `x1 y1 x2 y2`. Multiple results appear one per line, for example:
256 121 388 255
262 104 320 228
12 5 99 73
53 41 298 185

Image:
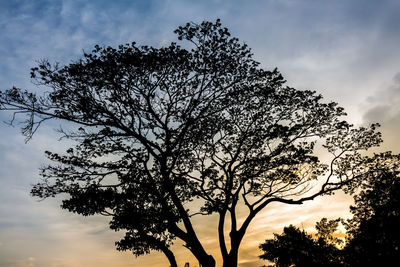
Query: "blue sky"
1 0 400 266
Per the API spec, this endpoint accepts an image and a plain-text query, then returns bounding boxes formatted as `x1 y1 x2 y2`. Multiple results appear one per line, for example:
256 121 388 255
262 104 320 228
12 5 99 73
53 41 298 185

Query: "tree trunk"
222 251 239 267
222 231 242 267
197 254 216 267
222 244 239 267
160 245 178 267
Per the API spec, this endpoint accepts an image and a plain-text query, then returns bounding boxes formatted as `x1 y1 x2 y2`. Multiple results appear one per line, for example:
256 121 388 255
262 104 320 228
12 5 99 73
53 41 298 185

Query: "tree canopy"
259 221 343 267
0 20 385 267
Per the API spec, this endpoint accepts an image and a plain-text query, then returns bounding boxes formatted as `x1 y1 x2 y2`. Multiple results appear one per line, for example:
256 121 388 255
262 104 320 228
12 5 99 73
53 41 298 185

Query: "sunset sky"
1 0 400 266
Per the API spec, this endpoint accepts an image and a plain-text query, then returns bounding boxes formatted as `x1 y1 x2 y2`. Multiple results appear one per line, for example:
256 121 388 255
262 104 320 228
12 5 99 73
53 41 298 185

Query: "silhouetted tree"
0 20 383 267
315 218 342 245
259 219 343 267
343 152 400 266
259 153 400 267
259 225 319 267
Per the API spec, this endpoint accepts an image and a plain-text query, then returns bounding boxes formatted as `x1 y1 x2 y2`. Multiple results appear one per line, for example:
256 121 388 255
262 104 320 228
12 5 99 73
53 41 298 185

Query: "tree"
259 225 318 267
0 20 383 267
315 218 343 248
259 219 343 267
343 152 400 266
259 152 400 267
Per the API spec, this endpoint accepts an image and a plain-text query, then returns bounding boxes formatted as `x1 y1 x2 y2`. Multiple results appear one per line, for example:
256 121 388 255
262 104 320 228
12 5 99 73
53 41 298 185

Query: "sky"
0 0 400 266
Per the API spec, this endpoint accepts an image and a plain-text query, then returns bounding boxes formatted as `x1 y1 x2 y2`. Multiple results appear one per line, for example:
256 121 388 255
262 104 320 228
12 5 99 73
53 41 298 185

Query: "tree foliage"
0 20 384 267
259 222 342 267
259 152 400 267
343 152 400 266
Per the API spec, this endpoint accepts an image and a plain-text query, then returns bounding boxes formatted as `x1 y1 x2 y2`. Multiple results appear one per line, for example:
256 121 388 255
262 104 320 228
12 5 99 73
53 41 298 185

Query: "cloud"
362 72 400 152
4 257 36 267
